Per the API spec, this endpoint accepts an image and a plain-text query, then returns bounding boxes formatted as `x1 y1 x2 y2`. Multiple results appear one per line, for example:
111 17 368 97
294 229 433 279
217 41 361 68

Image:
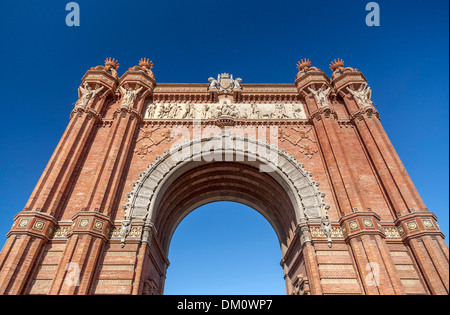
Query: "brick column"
57 63 156 294
131 221 169 295
332 66 448 294
295 67 366 216
395 213 449 294
295 222 323 295
0 65 117 294
48 211 113 295
24 70 116 218
0 211 57 294
340 212 405 295
82 69 155 216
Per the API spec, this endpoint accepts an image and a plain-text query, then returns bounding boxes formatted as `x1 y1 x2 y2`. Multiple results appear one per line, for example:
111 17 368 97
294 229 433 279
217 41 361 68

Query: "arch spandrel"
122 135 330 251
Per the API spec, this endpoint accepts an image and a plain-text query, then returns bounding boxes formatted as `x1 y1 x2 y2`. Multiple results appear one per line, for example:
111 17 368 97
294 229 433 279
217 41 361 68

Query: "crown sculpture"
104 57 120 71
296 59 321 79
128 58 155 79
329 58 358 79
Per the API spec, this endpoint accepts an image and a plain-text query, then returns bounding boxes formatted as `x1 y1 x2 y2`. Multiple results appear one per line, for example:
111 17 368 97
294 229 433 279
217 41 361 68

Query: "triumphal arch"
0 57 448 295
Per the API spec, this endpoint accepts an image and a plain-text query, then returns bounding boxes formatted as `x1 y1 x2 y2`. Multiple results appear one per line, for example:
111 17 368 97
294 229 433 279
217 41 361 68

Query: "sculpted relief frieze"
144 101 307 120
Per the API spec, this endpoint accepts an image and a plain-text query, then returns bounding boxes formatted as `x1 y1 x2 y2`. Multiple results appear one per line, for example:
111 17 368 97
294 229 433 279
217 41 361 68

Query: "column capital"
68 210 114 242
350 106 380 122
308 106 338 122
8 210 58 241
339 211 385 240
394 211 445 242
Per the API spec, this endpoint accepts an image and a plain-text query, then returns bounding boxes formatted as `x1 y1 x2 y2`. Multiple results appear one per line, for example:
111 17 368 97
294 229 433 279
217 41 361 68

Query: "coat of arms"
208 73 242 93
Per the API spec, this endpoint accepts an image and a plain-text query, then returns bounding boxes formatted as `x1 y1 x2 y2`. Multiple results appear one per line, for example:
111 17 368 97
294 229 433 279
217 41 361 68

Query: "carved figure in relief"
120 84 143 107
292 103 304 119
159 103 171 118
275 103 289 119
182 102 195 119
120 220 131 248
77 83 104 107
250 102 260 119
346 83 373 108
147 103 157 118
169 103 180 118
321 219 333 248
257 105 275 119
202 103 212 119
308 85 331 107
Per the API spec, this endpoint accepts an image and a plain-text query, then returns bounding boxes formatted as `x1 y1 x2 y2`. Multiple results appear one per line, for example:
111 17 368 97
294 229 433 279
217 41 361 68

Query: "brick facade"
0 58 448 295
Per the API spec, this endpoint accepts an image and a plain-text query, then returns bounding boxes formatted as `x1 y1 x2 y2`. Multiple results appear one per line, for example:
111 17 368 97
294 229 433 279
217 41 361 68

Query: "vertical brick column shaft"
0 87 107 294
0 211 58 294
307 104 367 214
60 73 154 295
50 101 146 294
0 235 44 295
84 96 146 215
335 72 448 294
302 241 323 295
408 236 449 294
348 107 422 216
25 96 107 217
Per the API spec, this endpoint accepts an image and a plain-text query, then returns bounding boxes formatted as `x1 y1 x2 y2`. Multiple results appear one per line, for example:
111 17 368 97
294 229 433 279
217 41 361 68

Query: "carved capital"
296 222 312 247
112 106 144 123
350 107 380 123
394 212 444 242
70 105 102 123
339 211 385 240
81 69 118 92
8 211 58 241
69 210 114 242
308 106 338 122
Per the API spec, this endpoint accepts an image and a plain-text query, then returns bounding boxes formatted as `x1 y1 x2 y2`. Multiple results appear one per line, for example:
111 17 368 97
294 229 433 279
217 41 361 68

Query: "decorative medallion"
79 219 90 228
93 220 104 231
17 219 30 228
363 219 374 228
406 220 419 232
32 220 46 231
422 219 435 229
348 220 359 231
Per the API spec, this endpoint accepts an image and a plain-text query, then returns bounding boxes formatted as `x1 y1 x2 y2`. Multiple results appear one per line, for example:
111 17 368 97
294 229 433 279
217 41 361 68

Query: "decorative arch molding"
121 135 330 248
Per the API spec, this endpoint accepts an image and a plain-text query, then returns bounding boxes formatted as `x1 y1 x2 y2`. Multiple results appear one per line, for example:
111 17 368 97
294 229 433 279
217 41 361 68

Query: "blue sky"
0 0 448 294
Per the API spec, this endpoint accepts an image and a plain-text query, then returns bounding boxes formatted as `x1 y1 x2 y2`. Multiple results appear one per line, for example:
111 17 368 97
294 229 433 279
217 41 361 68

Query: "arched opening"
123 136 329 295
164 201 285 295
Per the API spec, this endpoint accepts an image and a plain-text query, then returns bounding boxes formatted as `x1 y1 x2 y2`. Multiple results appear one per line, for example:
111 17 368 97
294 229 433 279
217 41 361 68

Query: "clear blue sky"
0 0 448 294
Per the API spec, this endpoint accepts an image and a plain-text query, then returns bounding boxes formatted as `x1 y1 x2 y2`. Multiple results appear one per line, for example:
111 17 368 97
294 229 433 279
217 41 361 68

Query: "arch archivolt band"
121 134 330 248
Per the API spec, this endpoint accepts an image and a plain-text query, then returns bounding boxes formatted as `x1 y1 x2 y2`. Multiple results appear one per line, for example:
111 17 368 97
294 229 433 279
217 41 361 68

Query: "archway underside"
154 162 297 254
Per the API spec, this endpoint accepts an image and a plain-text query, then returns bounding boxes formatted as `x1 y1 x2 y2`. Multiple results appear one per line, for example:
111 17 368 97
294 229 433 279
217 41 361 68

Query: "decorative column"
332 58 448 294
340 211 405 295
295 221 322 295
49 59 156 295
295 59 366 216
0 58 118 295
395 213 449 294
0 211 57 294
